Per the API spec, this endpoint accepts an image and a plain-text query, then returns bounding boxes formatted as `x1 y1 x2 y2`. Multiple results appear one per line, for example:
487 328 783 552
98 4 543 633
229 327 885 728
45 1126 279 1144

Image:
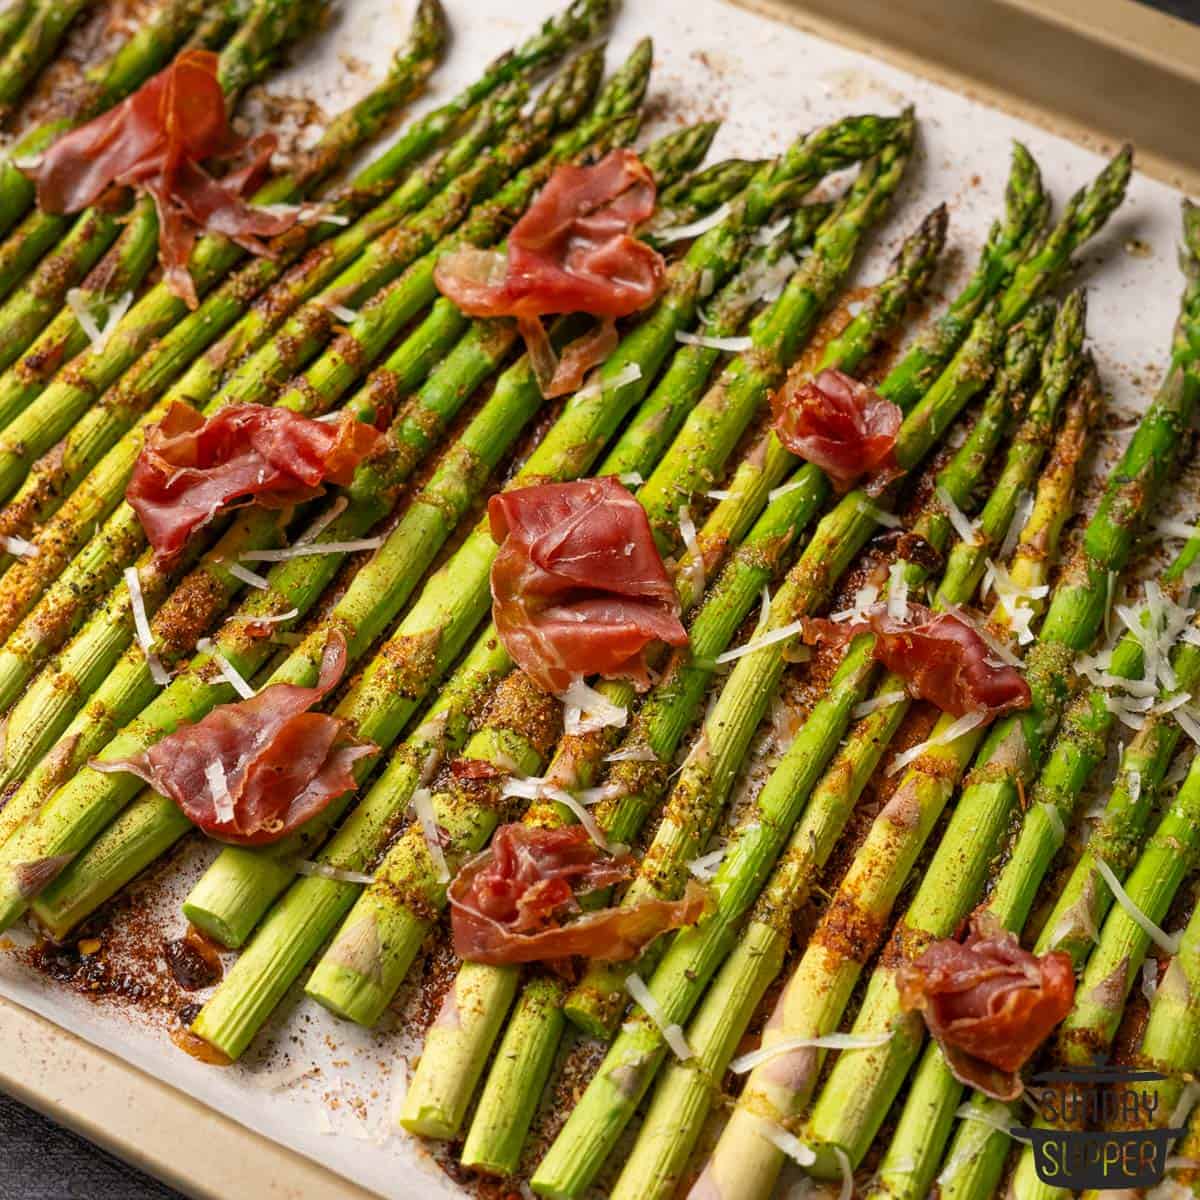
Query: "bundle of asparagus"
1 6 1198 1199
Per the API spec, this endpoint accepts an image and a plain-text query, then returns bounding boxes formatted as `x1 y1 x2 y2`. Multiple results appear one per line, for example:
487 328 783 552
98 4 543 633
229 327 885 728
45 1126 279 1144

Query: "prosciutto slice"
488 477 688 695
24 49 298 306
771 368 902 493
92 633 375 846
449 823 706 965
897 914 1075 1099
805 601 1030 718
434 149 664 397
127 401 382 560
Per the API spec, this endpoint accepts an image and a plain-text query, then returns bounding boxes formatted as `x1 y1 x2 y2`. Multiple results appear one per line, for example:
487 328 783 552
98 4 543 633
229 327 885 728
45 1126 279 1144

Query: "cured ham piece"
434 149 664 396
127 401 382 560
449 823 706 965
897 914 1075 1099
24 49 298 306
771 368 902 493
488 477 688 695
805 601 1031 718
92 633 375 846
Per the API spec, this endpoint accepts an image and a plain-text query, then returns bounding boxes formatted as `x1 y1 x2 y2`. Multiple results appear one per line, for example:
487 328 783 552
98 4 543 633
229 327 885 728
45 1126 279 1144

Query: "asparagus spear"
563 151 1129 1042
27 122 719 935
609 324 1078 1200
0 0 94 122
387 135 917 1142
172 112 903 1065
530 148 1132 1200
796 198 1199 1182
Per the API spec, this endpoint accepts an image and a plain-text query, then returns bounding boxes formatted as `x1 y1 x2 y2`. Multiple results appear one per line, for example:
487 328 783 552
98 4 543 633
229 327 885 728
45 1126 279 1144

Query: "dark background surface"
3 1 1198 1198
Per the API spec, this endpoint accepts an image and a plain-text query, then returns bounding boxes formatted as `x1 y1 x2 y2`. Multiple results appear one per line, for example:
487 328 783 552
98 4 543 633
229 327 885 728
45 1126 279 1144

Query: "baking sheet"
0 0 1194 1197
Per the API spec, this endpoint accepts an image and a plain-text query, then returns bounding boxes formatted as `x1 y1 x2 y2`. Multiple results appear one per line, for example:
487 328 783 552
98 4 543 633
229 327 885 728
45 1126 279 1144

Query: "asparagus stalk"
174 112 904 1065
562 148 1130 1043
0 0 94 122
797 198 1199 1181
459 205 952 1178
26 122 718 935
530 148 1133 1200
390 136 918 1143
0 0 449 499
564 313 1060 1200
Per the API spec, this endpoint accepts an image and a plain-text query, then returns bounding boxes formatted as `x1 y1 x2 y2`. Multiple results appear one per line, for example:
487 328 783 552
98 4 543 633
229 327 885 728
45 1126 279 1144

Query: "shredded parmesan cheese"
326 302 358 323
999 489 1034 561
241 537 384 562
858 496 902 529
625 972 692 1060
677 503 705 597
1 534 36 558
715 619 805 665
768 478 805 503
562 678 628 735
124 566 168 685
617 471 643 487
706 488 739 500
295 860 374 885
675 331 754 353
687 845 727 881
500 776 616 851
232 607 299 628
67 288 133 352
410 787 449 883
853 690 907 719
756 1118 816 1167
887 561 909 620
205 761 234 825
575 360 643 400
1142 957 1160 1002
887 711 988 776
196 637 255 699
937 486 980 546
1094 857 1180 952
650 202 731 245
297 496 349 544
730 1030 893 1074
228 562 269 589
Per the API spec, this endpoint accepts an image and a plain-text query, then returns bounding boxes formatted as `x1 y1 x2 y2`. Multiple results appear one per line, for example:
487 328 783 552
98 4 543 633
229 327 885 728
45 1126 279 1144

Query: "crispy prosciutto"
771 368 902 493
449 823 706 965
92 632 375 846
897 914 1075 1099
23 50 298 307
488 477 688 695
127 401 382 560
804 602 1030 718
434 149 665 397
